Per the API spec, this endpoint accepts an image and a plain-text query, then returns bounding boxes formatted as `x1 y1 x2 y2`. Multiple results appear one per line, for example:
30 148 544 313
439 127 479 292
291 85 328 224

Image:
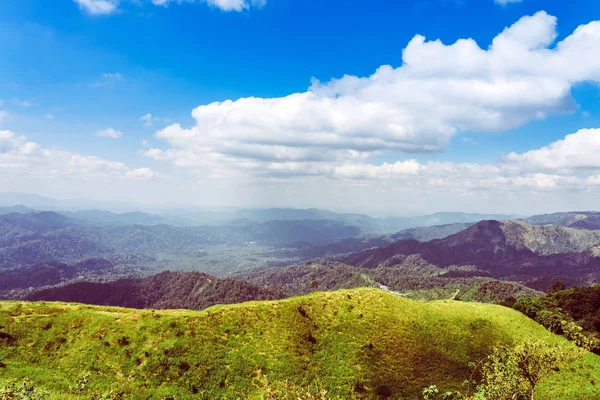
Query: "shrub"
0 379 49 400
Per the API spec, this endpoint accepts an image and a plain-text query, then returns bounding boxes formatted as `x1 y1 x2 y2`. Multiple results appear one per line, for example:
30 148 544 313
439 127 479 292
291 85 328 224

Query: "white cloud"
18 100 37 107
44 114 55 120
127 167 157 179
494 0 523 5
150 0 266 12
0 130 162 205
73 0 119 15
95 128 123 139
146 12 600 184
505 129 600 170
140 113 153 126
74 0 266 15
90 73 124 87
207 0 258 12
140 113 170 127
0 130 155 181
587 175 600 186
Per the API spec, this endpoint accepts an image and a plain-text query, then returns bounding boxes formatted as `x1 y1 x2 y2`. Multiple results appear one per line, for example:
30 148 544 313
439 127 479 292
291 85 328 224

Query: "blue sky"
1 0 600 213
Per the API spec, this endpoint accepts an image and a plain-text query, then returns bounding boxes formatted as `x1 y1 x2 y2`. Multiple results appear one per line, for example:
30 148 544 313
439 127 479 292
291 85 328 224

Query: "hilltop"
1 289 599 399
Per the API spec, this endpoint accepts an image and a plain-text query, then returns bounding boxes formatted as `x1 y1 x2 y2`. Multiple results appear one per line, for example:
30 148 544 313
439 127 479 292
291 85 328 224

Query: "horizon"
0 190 593 218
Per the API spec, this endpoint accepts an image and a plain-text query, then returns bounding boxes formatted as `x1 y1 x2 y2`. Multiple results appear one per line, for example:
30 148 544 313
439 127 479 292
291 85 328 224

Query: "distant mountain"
223 208 517 234
283 222 473 259
234 208 340 222
62 210 167 226
388 222 475 241
0 211 362 270
343 220 600 289
0 258 141 299
374 212 519 233
0 205 36 215
27 270 283 310
0 192 521 232
522 211 600 230
0 212 76 245
0 192 61 209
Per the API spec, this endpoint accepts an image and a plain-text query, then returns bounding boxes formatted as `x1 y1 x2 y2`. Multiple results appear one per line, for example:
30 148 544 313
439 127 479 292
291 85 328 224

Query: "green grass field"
1 288 598 399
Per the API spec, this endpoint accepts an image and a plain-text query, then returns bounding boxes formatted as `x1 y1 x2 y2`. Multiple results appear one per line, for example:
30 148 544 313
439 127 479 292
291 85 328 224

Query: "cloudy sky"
1 0 600 214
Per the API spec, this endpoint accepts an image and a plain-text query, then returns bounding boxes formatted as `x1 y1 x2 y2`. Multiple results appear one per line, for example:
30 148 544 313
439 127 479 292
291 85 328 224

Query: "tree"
547 281 566 294
472 339 582 400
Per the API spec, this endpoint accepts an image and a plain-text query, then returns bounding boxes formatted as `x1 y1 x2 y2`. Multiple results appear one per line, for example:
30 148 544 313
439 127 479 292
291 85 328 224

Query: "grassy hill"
1 288 599 399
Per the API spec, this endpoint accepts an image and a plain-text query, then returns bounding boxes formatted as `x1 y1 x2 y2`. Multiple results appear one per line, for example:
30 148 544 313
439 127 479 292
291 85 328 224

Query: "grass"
0 288 598 399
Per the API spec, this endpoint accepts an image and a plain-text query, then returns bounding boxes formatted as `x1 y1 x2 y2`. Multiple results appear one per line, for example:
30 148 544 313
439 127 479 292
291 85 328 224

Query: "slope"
1 289 599 399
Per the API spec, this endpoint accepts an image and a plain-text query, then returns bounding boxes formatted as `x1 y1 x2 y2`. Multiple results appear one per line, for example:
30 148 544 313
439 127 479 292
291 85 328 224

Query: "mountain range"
2 207 600 304
343 220 600 289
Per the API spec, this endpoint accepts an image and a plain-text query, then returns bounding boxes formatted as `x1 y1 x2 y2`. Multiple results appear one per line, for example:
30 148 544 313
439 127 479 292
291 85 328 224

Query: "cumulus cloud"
95 128 123 138
145 12 600 184
0 130 156 181
127 167 157 179
74 0 119 15
0 130 166 205
505 129 600 171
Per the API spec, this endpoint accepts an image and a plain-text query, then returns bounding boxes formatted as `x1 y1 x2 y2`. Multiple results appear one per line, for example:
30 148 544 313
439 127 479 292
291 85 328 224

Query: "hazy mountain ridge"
522 211 600 230
281 222 474 259
0 192 518 232
0 211 361 270
0 210 506 273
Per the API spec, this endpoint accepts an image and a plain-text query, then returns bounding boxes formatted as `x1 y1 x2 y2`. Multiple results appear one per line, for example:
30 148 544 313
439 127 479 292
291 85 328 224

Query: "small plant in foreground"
0 379 49 400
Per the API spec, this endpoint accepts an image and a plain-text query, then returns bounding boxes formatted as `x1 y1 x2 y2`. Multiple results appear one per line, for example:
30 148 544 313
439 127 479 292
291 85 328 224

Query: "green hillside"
0 289 598 399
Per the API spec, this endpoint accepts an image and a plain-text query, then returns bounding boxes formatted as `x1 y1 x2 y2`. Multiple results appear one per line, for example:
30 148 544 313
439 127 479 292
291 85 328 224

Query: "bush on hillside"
424 339 583 400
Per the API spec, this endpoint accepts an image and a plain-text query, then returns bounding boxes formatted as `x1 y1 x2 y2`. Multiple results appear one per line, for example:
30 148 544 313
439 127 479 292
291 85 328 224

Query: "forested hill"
26 270 284 310
343 220 600 289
